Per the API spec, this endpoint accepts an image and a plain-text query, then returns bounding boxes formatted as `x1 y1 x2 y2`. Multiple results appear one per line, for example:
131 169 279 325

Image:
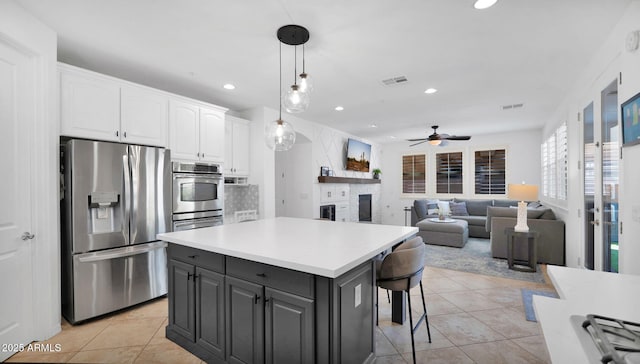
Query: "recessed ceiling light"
425 88 438 94
335 106 344 111
474 0 497 9
369 124 378 128
223 84 235 90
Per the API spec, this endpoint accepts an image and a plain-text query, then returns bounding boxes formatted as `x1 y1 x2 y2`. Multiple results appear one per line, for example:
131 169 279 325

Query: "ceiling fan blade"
444 135 471 141
409 140 428 147
406 138 428 142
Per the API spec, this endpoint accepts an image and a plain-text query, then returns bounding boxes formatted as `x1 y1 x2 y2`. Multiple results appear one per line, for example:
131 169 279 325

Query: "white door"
0 40 35 362
232 120 250 175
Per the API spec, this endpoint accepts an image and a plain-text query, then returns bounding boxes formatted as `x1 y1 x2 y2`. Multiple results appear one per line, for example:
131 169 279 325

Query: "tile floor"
7 266 555 364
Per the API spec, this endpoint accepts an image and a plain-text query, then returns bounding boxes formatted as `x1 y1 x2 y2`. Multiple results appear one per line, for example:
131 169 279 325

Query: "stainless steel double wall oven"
172 161 224 231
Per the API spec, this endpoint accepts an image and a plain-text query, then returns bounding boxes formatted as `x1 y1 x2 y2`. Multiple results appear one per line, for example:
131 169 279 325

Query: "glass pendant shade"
282 84 310 113
298 73 313 94
265 119 296 151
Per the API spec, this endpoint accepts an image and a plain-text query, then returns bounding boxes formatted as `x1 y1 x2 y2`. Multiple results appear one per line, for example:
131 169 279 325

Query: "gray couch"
486 206 565 265
411 198 498 238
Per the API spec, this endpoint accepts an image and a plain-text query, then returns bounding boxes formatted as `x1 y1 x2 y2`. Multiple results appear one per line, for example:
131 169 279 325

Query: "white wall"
275 135 313 218
239 107 382 220
380 129 542 226
544 1 640 273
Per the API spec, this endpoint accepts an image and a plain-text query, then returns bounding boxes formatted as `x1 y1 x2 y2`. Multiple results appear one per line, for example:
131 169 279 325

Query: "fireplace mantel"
317 176 381 184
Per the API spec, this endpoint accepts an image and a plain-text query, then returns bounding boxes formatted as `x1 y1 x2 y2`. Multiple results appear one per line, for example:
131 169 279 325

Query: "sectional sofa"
410 198 565 265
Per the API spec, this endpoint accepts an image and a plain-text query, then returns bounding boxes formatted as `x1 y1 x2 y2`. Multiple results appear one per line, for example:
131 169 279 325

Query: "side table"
505 228 540 272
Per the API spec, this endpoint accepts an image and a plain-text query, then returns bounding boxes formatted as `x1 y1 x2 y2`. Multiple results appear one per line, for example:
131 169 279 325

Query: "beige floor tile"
378 320 454 353
409 293 463 317
134 341 202 364
421 277 469 293
19 319 111 353
438 291 504 312
5 350 77 363
511 335 551 363
374 353 409 364
147 318 170 346
375 327 399 356
83 317 165 350
474 287 526 307
470 307 541 338
459 339 547 364
68 346 144 363
448 274 506 290
403 347 475 364
429 312 506 346
108 298 168 321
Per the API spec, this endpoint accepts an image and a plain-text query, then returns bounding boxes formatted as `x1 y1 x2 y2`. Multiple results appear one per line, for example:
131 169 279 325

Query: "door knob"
590 220 600 226
21 232 35 241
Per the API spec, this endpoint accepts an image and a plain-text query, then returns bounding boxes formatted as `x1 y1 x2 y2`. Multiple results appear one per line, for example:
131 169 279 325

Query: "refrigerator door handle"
123 153 131 244
77 241 167 263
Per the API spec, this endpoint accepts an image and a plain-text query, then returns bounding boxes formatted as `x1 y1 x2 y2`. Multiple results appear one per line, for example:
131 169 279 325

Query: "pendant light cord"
302 44 306 73
293 46 298 85
279 41 282 120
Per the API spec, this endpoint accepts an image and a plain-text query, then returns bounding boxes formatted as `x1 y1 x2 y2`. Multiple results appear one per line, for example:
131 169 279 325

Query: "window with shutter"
436 152 463 194
402 154 426 194
474 149 506 195
541 122 568 201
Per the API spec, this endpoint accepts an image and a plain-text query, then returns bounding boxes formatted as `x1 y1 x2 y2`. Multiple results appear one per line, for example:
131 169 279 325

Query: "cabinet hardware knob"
21 232 35 241
188 255 198 259
254 295 261 304
123 131 127 138
256 273 266 277
115 131 119 137
202 153 205 158
187 272 194 280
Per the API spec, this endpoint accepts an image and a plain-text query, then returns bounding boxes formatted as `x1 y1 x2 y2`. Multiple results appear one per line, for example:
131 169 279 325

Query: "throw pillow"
427 202 439 215
413 200 428 220
528 201 543 209
450 201 469 216
436 201 451 216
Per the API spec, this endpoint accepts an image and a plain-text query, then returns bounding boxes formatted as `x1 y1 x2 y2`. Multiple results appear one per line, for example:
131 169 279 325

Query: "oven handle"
173 173 222 180
174 218 222 230
77 241 167 263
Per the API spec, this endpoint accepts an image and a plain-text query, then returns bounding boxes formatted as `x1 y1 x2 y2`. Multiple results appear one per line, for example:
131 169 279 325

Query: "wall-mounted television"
346 138 371 172
622 91 640 147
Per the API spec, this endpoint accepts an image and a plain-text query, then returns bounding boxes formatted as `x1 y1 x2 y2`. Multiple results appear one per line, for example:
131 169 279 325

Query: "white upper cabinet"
59 63 168 147
120 85 168 147
169 99 226 163
199 107 225 163
224 115 250 176
60 66 120 142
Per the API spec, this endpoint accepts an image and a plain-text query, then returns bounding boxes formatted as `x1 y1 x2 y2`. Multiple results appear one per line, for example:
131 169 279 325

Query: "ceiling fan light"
428 139 442 146
283 84 310 113
474 0 497 9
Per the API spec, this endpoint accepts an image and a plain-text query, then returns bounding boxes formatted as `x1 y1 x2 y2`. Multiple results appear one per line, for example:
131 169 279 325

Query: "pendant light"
265 38 296 151
278 25 311 113
298 44 313 94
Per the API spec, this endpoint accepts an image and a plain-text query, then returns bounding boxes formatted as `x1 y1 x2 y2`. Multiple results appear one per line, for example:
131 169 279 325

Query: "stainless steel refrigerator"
61 139 171 324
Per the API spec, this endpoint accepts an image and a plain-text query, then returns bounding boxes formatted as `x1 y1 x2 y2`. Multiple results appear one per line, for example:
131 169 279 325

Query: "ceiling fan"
407 125 471 147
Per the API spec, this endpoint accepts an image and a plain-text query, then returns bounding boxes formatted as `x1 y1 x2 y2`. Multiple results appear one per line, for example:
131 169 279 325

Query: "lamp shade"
508 184 538 201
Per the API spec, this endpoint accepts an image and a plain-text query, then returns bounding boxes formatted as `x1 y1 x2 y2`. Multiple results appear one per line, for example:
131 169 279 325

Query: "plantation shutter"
436 152 463 194
402 154 426 194
474 149 506 195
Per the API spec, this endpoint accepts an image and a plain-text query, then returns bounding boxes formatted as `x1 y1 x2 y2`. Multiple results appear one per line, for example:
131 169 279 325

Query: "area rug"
422 238 546 283
521 289 559 322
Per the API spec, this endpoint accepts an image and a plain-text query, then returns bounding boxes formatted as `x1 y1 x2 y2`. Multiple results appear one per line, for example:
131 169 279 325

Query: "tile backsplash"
224 184 259 217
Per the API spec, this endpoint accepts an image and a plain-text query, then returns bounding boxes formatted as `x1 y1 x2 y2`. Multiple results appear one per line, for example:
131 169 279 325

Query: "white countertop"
157 217 418 278
533 266 640 363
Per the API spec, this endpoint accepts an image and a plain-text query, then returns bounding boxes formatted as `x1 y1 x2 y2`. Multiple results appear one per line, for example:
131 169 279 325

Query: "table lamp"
507 183 539 232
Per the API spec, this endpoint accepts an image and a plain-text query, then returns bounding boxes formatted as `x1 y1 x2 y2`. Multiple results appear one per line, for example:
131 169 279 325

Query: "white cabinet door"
232 119 250 175
199 107 225 162
121 85 168 147
169 100 199 161
224 118 234 174
60 68 120 141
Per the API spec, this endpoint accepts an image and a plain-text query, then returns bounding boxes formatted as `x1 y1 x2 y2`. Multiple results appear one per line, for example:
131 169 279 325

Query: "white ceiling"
16 0 631 143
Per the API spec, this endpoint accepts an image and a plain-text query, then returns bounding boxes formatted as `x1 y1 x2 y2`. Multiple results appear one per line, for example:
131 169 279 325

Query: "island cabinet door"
264 288 315 364
168 259 195 341
225 276 264 364
195 267 225 360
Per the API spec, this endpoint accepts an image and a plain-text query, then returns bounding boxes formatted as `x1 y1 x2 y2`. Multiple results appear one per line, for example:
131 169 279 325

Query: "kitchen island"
157 217 418 364
533 266 640 363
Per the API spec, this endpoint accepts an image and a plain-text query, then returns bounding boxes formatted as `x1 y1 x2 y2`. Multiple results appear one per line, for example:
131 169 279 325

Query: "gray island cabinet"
158 217 417 364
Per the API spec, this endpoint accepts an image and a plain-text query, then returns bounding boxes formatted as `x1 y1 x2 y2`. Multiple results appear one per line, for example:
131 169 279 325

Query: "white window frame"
401 153 427 197
433 149 465 198
541 122 568 202
471 146 508 198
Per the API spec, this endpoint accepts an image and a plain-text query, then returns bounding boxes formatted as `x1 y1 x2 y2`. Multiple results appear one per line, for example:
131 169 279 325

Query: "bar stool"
376 236 431 364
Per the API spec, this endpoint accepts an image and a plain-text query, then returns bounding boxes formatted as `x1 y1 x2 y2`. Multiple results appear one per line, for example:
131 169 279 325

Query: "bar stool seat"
376 236 431 364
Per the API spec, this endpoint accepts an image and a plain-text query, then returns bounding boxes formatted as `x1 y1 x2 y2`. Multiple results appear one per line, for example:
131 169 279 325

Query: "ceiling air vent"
381 76 408 86
502 103 524 110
